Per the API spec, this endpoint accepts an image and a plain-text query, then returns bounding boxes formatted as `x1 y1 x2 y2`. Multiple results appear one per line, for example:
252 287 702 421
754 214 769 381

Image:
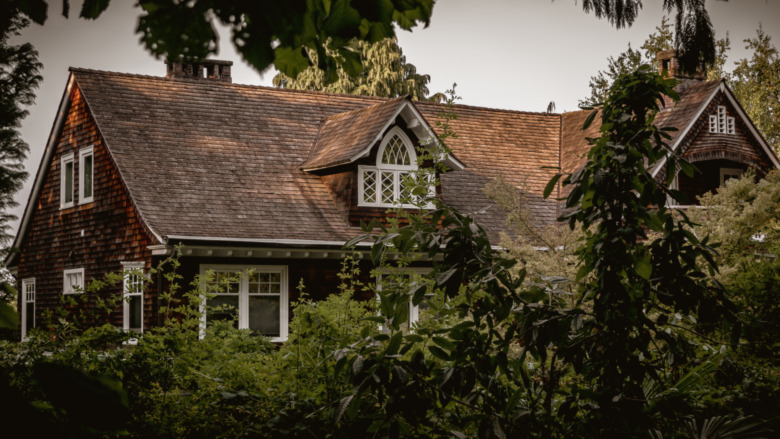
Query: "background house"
9 56 779 341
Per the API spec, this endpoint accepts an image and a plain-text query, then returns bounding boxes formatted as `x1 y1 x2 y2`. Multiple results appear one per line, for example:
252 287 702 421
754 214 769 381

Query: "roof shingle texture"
73 69 562 245
559 80 723 176
301 96 409 171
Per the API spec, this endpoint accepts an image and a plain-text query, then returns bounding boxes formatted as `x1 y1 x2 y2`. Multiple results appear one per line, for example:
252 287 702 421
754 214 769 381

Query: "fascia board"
720 82 780 169
6 74 75 267
650 84 721 179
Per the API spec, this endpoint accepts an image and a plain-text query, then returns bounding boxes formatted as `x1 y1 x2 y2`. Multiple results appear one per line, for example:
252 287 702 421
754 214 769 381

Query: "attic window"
60 153 74 209
709 106 735 134
358 127 433 208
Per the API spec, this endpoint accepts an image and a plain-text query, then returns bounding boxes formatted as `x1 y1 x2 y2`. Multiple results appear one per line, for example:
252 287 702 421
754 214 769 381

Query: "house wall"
15 85 154 333
319 119 440 228
674 92 775 203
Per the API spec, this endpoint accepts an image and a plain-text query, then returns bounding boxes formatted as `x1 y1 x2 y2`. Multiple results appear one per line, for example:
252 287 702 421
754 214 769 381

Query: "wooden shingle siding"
15 85 154 331
682 94 773 172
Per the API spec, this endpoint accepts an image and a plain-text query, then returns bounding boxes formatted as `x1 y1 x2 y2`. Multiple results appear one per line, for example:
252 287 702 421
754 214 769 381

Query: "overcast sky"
9 0 780 235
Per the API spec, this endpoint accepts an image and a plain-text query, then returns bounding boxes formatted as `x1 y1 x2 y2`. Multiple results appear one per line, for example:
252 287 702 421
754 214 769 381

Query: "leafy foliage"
12 0 434 82
728 26 780 153
581 0 715 73
580 16 728 107
689 170 780 361
0 8 41 246
273 37 444 101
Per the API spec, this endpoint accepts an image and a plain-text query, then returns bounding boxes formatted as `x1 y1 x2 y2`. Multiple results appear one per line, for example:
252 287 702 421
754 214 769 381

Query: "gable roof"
301 96 410 171
559 80 780 178
12 68 778 263
8 68 560 251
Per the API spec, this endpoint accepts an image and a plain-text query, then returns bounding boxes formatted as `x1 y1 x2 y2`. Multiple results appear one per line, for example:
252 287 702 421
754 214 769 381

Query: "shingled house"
9 54 779 341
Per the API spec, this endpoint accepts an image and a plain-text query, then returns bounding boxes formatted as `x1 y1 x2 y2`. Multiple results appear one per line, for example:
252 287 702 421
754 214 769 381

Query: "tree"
272 38 444 102
11 0 720 81
0 10 40 247
12 0 435 83
0 8 42 332
581 0 716 73
729 26 780 153
581 16 732 107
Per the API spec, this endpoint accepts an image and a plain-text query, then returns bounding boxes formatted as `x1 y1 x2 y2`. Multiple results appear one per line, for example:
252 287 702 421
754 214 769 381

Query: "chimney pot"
165 59 233 83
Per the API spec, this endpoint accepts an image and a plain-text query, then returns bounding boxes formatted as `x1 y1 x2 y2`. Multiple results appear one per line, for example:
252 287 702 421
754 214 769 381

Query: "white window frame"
63 267 85 295
376 267 434 329
122 261 145 334
79 146 94 204
720 167 743 186
358 127 434 208
712 106 736 135
199 264 288 342
60 152 74 209
709 115 718 133
21 278 35 340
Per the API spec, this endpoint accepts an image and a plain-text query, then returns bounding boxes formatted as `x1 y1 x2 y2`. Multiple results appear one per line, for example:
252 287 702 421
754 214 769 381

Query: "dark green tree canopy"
582 0 716 73
0 10 41 246
273 38 444 101
11 0 435 82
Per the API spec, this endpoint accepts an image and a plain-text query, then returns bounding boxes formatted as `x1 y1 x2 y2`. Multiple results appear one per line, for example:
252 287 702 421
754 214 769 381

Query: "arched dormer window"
358 127 432 207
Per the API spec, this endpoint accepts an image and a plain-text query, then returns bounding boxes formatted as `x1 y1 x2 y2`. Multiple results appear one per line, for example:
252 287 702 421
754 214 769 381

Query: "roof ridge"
68 67 389 103
415 99 561 118
320 94 408 122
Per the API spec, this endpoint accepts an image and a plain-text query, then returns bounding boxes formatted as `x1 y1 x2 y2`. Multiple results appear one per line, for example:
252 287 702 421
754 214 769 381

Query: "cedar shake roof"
71 68 560 245
301 96 410 171
414 101 561 235
559 80 724 176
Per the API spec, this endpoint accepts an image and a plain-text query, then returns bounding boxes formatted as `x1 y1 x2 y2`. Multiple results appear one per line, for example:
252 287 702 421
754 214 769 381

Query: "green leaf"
432 336 455 350
0 302 18 329
80 0 111 20
583 108 599 129
274 46 311 79
636 254 652 280
543 174 563 199
428 345 450 360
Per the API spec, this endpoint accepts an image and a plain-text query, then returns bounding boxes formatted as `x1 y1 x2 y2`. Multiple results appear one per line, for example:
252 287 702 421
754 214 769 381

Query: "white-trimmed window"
60 152 74 209
21 278 35 339
63 268 84 294
122 262 144 334
710 106 735 134
79 146 94 204
358 127 434 208
720 167 743 186
377 267 435 329
200 265 288 342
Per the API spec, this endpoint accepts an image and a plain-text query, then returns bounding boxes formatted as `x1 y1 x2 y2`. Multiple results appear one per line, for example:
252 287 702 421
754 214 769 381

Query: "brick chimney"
166 59 233 83
657 50 705 81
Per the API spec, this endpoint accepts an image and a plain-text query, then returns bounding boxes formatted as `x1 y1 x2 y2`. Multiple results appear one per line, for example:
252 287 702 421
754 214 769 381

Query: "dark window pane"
25 306 34 332
129 295 142 332
248 296 280 337
208 296 238 328
83 154 93 198
65 161 73 203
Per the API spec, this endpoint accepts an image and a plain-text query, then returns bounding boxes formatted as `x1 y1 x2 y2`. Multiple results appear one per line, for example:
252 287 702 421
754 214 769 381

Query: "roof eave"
650 82 722 179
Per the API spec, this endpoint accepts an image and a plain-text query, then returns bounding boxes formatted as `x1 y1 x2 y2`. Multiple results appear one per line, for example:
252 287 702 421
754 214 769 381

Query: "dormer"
301 96 463 224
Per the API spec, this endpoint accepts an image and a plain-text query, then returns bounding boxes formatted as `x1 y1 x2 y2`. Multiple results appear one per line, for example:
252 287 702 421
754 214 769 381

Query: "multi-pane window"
709 106 735 134
61 153 74 209
358 127 434 208
122 262 144 334
21 278 35 339
200 265 288 341
79 146 94 204
63 268 84 294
